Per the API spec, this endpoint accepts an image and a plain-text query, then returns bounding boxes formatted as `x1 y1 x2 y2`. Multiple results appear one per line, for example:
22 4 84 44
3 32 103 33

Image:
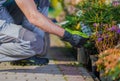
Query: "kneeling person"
0 20 49 65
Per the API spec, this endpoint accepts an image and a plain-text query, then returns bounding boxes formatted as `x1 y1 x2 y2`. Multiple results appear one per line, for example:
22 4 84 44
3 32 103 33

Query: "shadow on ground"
48 47 77 61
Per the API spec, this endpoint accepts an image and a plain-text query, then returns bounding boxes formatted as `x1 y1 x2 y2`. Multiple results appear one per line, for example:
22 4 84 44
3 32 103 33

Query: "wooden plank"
77 47 87 65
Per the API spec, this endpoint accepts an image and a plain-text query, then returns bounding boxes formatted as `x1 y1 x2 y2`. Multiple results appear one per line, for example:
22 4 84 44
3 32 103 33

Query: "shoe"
37 32 50 57
10 56 49 66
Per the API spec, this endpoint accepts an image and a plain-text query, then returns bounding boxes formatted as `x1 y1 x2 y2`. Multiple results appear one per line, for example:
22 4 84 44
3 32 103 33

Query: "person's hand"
62 28 89 48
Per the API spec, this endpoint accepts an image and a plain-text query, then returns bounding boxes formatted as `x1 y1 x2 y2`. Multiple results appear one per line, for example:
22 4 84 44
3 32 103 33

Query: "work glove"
62 28 89 48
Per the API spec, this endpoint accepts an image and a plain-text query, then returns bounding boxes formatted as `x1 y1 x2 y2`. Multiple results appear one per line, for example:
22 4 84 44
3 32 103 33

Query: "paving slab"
0 61 65 81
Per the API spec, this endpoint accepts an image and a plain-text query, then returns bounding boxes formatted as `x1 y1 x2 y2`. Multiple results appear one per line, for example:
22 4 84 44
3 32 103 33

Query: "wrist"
62 30 72 41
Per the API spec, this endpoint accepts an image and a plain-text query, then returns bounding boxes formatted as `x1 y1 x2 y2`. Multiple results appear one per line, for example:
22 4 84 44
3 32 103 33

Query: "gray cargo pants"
0 0 49 62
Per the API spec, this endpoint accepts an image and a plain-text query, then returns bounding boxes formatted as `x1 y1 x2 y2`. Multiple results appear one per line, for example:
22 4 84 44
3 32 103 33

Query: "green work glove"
62 28 89 48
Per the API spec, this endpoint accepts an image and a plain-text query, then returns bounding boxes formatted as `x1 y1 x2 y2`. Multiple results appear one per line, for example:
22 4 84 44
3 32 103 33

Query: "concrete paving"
0 35 94 81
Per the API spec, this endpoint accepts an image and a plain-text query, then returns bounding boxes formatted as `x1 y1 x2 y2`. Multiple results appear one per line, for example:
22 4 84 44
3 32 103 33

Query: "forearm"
31 11 65 37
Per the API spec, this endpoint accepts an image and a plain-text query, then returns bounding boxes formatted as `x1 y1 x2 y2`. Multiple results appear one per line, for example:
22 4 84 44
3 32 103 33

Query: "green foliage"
62 15 81 30
110 65 120 80
77 0 120 27
49 0 63 18
78 1 113 25
112 5 120 23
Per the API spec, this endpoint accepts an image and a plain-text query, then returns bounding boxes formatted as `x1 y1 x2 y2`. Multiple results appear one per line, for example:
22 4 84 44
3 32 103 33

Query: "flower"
112 1 120 7
97 37 103 42
108 26 117 31
117 29 120 34
93 23 99 27
93 23 97 27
